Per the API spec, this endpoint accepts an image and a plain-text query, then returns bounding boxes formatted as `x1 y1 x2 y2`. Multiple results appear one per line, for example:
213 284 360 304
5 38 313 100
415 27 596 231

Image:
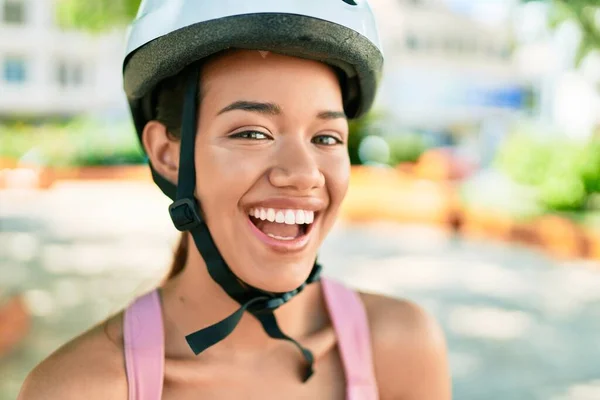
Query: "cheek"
193 143 260 218
324 153 351 207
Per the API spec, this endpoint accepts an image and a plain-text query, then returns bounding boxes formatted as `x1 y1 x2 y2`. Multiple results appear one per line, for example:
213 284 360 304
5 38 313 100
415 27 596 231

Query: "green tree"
524 0 600 65
56 0 140 32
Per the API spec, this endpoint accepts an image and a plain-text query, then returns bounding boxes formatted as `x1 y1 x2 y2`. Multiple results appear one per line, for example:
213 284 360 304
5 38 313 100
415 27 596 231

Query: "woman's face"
195 50 350 293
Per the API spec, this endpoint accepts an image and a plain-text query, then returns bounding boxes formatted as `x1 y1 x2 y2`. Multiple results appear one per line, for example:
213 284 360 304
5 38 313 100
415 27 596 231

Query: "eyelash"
230 131 344 146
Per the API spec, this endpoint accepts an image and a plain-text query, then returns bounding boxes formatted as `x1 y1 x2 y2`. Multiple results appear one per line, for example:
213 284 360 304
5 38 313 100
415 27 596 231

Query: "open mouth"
248 207 316 242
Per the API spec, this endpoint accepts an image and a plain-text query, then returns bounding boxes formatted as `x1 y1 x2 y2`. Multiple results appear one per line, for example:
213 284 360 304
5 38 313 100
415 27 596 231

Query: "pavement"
1 182 600 400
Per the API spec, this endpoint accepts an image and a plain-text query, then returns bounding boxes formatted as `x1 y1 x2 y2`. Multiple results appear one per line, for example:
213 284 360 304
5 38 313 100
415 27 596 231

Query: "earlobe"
142 121 180 184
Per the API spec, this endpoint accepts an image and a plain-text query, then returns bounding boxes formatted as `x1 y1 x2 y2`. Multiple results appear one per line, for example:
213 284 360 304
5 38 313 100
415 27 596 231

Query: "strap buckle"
169 198 202 231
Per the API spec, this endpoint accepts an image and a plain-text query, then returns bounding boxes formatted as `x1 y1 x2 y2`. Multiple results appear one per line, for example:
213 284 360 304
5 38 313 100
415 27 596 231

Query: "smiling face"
193 50 350 292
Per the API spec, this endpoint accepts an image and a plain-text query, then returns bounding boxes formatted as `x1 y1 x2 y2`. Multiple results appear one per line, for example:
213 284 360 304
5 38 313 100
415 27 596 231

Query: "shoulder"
359 292 451 400
18 313 128 400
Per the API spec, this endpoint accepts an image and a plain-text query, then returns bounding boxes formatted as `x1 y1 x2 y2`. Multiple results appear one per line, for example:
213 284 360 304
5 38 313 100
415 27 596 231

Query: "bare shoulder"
18 313 128 400
359 292 451 400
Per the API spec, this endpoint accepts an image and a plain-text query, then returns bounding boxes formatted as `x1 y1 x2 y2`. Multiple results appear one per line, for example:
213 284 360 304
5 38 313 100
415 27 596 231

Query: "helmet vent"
341 0 358 5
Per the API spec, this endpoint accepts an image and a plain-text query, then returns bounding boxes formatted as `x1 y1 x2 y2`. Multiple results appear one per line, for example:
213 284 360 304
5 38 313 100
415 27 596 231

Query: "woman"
19 1 450 399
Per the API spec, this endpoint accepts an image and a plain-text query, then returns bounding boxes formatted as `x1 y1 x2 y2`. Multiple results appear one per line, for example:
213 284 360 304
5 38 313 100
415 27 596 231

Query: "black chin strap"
159 64 321 382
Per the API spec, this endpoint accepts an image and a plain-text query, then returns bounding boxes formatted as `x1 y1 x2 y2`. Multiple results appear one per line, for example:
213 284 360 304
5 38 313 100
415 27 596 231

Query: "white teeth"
275 211 285 223
266 208 276 222
284 210 295 225
295 210 305 224
249 207 316 224
305 210 314 224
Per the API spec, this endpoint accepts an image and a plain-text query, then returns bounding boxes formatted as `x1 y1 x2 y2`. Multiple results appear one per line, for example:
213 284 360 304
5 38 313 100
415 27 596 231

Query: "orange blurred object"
0 294 31 358
413 148 474 181
0 158 18 169
534 216 585 259
460 207 515 240
0 165 152 189
342 166 460 227
584 230 600 262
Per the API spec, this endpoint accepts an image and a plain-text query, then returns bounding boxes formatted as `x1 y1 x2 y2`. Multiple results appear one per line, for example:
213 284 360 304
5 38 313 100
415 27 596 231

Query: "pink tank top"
123 278 379 399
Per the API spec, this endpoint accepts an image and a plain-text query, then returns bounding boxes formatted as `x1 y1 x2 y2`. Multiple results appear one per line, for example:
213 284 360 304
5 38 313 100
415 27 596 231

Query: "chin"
234 257 318 294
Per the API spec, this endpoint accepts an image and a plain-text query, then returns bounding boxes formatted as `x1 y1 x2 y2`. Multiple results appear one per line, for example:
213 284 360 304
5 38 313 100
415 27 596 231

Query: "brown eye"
312 135 343 146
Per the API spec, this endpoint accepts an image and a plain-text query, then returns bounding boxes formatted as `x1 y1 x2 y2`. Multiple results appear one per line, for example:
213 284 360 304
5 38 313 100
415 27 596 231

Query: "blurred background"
1 0 599 398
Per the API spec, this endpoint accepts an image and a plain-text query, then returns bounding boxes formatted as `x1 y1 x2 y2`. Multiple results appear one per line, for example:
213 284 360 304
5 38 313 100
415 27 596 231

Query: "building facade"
372 0 527 130
0 0 125 119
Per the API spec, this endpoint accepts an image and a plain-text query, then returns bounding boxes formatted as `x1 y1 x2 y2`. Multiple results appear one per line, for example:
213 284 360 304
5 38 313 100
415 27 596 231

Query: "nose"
269 139 325 192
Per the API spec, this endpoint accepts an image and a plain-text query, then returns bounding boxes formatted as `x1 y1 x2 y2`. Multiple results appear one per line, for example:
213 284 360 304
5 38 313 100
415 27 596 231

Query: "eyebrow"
217 100 347 120
317 110 347 120
218 101 281 116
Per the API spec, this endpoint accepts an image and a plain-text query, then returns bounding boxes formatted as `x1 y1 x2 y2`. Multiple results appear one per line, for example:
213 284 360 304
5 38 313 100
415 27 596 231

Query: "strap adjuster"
169 198 202 231
250 291 297 314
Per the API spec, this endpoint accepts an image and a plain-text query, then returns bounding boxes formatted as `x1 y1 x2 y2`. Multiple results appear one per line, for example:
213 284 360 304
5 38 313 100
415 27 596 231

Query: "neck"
159 237 327 360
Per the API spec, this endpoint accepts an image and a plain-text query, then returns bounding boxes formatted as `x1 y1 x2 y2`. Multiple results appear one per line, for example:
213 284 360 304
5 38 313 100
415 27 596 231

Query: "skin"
18 50 451 399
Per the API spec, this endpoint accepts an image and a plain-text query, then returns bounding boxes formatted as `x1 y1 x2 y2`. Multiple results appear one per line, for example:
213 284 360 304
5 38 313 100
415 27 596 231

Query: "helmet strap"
162 64 321 382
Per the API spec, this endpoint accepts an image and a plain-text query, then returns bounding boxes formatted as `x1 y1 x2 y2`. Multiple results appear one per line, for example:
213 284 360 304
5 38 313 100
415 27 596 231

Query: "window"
57 60 85 88
3 57 27 83
3 0 25 24
57 62 68 87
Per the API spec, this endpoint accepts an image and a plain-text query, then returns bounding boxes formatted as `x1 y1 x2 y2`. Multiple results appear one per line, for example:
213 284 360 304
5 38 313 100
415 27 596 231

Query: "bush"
495 131 600 212
578 138 600 193
0 119 146 167
387 133 426 165
495 133 552 186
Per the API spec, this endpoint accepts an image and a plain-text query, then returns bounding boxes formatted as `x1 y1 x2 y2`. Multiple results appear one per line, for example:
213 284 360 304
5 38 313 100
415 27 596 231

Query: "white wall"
0 0 126 118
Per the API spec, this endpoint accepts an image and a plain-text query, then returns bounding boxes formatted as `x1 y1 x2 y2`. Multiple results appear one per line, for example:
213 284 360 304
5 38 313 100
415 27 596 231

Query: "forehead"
200 50 343 110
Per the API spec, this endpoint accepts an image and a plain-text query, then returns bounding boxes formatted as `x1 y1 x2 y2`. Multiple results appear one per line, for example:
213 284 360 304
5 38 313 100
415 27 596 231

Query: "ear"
141 121 180 184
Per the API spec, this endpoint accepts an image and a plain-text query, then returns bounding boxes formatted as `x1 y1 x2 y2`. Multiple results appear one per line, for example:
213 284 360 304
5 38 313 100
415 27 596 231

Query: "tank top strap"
123 289 165 400
321 278 379 400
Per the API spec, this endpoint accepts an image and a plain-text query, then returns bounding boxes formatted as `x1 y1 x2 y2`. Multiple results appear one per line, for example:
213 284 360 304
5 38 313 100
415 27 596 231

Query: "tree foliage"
524 0 600 65
56 0 140 32
495 132 600 211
